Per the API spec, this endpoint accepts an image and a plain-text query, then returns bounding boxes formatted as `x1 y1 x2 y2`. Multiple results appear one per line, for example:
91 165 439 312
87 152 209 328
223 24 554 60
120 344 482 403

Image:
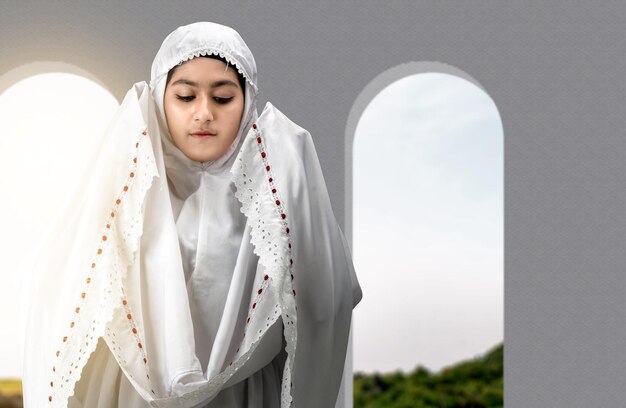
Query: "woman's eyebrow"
170 78 238 89
210 79 239 89
170 78 197 87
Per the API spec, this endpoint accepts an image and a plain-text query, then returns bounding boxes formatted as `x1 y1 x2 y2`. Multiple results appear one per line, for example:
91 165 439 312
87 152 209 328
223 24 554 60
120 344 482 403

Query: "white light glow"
0 72 119 378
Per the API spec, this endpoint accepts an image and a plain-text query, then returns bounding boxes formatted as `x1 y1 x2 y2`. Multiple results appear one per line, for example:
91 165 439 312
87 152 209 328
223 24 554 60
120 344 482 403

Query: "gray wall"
2 1 625 406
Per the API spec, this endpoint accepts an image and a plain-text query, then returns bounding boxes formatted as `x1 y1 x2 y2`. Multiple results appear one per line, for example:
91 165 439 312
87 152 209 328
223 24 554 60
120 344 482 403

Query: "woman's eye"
176 95 195 102
214 97 233 104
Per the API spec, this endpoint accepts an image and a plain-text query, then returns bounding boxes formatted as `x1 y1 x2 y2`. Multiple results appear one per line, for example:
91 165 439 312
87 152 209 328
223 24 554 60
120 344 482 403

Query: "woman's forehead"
169 57 241 87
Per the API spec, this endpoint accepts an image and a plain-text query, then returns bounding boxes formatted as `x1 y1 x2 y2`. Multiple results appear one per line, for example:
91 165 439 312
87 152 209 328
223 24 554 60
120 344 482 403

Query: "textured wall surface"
2 2 625 406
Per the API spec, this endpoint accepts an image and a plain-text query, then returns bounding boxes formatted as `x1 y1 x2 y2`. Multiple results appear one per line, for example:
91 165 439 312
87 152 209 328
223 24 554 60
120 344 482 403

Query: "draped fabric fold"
21 21 362 408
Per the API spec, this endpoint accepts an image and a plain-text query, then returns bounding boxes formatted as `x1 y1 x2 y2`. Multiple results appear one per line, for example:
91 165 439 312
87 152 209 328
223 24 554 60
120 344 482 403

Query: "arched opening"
0 63 119 379
347 63 503 402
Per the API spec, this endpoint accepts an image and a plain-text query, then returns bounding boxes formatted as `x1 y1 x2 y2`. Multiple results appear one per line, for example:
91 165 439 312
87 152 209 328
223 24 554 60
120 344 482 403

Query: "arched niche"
347 62 503 378
0 62 119 379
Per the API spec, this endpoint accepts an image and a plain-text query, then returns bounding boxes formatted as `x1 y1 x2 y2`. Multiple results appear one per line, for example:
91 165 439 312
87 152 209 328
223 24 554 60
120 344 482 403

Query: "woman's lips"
191 131 217 139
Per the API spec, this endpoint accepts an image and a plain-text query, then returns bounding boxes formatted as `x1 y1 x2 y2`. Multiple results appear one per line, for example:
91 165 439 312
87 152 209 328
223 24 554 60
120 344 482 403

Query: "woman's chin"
187 152 222 163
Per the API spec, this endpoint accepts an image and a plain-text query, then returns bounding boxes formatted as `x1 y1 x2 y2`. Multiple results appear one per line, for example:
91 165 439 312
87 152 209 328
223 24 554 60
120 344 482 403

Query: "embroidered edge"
230 124 298 408
47 129 158 406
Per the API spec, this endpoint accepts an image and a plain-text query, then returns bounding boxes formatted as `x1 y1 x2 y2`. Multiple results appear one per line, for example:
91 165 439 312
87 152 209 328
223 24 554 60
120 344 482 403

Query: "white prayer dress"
21 22 362 408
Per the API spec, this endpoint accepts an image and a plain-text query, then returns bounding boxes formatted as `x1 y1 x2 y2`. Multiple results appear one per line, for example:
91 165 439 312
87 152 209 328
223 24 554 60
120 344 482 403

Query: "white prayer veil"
150 21 259 190
21 21 362 408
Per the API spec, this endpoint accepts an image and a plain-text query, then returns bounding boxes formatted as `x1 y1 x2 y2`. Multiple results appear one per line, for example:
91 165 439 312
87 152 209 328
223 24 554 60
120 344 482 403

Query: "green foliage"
354 343 503 408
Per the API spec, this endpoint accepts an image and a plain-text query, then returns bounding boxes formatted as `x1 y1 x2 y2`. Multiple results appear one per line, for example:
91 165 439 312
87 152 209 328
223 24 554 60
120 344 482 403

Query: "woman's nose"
194 98 213 122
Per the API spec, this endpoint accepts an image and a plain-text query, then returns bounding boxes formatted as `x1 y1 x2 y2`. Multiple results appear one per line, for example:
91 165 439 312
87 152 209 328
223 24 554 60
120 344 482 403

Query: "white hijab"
21 22 362 408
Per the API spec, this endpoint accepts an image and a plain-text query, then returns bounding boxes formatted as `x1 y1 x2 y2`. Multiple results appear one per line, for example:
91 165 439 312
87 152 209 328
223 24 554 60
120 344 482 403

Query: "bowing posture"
22 22 362 408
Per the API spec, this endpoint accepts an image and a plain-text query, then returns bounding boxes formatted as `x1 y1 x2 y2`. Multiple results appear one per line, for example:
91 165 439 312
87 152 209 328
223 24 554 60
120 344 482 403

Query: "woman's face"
164 57 245 163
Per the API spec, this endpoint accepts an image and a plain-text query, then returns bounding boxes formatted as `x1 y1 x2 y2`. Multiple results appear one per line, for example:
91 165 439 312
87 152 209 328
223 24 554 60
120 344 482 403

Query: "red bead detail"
97 248 102 255
86 277 91 284
106 224 111 229
261 152 266 158
272 188 276 194
264 274 269 281
247 317 251 323
281 213 286 219
252 303 257 309
275 200 281 206
258 288 263 295
102 235 107 241
266 165 270 171
122 300 127 306
269 177 273 183
133 157 137 164
62 336 67 342
142 130 147 135
56 350 60 357
144 357 147 364
286 227 290 234
52 365 55 372
49 396 52 402
91 263 96 269
116 199 121 205
50 381 53 387
288 243 292 248
75 307 80 313
252 123 257 129
257 136 262 143
124 185 129 191
135 142 139 148
132 328 137 334
127 314 132 320
138 342 143 349
70 322 75 328
130 172 135 178
81 292 86 299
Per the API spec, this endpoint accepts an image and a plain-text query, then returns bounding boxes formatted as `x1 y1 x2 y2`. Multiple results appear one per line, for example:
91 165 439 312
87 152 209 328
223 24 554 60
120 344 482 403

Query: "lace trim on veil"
230 124 298 408
48 128 158 407
149 47 258 93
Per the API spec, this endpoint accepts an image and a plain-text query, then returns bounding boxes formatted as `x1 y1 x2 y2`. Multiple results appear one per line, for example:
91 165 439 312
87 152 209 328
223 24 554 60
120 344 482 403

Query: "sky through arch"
352 72 503 374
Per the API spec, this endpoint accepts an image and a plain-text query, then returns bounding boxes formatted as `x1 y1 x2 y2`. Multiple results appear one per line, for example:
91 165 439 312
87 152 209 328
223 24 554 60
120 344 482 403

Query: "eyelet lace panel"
230 124 298 408
47 129 158 407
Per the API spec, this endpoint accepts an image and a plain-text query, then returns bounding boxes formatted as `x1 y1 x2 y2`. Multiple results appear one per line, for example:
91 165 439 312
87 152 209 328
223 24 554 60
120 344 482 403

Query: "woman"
21 22 361 407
